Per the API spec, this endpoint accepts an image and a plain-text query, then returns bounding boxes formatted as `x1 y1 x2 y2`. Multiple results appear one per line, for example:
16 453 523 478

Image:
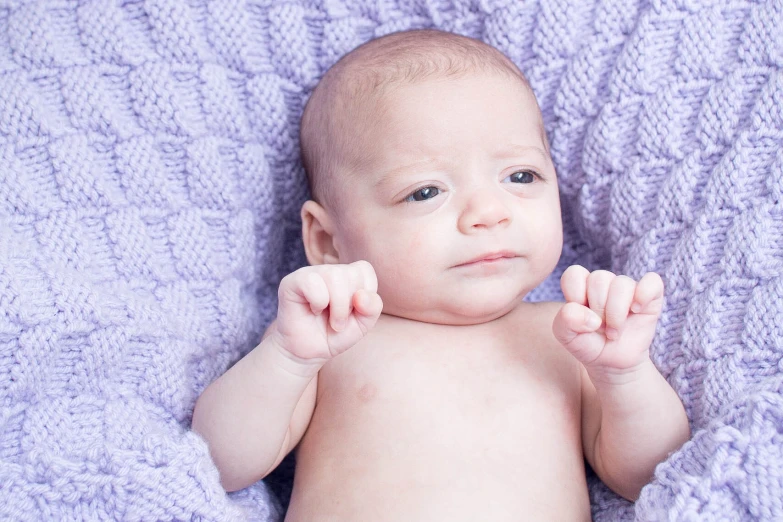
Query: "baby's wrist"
586 358 673 421
584 357 656 389
261 330 325 379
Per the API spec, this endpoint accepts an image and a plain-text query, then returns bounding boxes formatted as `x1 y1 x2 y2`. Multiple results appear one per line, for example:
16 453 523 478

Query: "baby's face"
328 72 563 325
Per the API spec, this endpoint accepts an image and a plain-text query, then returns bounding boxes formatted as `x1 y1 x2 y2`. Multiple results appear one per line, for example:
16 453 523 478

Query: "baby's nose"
458 189 512 232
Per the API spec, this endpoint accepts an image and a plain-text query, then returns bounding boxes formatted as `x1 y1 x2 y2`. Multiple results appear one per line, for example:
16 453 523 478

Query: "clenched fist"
271 261 383 364
553 266 664 377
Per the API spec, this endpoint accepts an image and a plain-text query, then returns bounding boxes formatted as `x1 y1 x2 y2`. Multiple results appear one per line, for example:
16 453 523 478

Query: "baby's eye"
504 170 536 184
405 186 440 202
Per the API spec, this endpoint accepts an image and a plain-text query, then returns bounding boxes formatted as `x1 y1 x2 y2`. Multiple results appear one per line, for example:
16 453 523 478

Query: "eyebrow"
372 144 549 191
373 157 445 189
493 144 549 162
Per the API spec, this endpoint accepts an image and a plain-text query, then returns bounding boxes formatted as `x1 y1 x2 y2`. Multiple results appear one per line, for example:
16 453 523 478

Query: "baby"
192 29 690 521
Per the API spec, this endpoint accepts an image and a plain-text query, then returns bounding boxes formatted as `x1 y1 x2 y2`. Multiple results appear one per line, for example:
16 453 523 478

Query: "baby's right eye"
405 186 440 202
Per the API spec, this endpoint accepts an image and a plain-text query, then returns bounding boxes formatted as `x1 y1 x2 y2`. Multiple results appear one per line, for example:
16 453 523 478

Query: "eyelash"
404 186 441 203
401 169 542 203
503 170 540 184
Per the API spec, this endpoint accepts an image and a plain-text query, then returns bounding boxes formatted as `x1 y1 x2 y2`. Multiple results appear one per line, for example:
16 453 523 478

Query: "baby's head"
299 29 563 325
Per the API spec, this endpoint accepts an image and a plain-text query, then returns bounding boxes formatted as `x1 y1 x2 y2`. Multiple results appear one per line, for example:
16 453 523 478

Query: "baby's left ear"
301 200 340 265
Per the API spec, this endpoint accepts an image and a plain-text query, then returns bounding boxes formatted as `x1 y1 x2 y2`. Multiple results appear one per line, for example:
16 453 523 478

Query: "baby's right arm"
191 261 382 492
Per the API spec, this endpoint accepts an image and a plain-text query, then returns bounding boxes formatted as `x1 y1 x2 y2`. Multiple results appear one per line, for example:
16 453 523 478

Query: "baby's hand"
273 261 383 364
552 266 664 377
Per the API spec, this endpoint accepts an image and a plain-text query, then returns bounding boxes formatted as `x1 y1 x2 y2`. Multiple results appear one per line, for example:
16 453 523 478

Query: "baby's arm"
552 266 690 501
191 261 382 492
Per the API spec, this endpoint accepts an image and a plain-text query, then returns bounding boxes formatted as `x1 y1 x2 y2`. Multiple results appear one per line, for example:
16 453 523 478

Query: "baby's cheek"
533 218 563 265
373 256 424 309
397 225 426 252
368 222 438 297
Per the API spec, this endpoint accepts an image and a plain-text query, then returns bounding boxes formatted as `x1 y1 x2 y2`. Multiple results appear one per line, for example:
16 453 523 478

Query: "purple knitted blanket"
1 0 781 520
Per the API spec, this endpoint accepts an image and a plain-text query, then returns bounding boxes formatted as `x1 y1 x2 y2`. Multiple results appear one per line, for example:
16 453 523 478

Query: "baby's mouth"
454 251 518 268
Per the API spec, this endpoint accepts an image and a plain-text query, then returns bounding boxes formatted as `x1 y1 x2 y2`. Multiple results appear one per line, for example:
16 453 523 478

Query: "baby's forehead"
300 30 540 204
326 65 538 144
326 69 546 166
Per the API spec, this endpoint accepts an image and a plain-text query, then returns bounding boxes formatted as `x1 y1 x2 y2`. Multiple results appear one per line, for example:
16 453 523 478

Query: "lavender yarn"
1 0 781 520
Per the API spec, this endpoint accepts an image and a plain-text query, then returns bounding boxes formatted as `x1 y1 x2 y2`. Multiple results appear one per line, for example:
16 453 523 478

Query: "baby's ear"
301 200 340 265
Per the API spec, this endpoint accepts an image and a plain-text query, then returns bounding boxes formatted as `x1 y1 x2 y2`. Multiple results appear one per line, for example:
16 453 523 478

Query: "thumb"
352 290 383 333
553 302 603 364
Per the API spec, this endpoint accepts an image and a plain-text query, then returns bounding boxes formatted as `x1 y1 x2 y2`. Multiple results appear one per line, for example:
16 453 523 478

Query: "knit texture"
0 0 781 520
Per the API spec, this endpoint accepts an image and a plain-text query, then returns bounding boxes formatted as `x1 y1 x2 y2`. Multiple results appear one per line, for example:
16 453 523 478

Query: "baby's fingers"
553 302 604 364
299 271 331 315
352 290 383 335
560 265 590 305
351 260 378 293
321 261 378 332
318 268 356 332
632 272 664 316
552 303 601 351
279 268 330 315
586 270 615 321
604 275 636 341
353 289 383 318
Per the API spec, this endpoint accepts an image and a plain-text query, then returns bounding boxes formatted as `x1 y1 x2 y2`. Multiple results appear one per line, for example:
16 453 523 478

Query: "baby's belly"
284 331 591 521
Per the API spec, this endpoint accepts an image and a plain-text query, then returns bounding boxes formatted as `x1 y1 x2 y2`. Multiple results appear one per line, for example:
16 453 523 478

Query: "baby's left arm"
552 266 690 501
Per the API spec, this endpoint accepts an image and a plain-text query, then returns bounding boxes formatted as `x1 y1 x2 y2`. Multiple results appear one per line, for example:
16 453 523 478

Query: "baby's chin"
381 295 524 326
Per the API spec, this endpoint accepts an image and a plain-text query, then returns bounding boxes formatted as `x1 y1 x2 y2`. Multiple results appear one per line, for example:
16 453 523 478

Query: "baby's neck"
377 299 534 328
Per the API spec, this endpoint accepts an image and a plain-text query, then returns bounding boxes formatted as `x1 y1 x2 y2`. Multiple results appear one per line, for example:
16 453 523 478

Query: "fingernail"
587 312 602 329
606 327 619 340
631 303 641 313
332 319 345 332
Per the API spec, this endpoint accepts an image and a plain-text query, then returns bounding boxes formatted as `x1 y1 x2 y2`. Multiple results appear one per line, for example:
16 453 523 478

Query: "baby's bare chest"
325 311 577 403
319 315 580 432
289 313 590 521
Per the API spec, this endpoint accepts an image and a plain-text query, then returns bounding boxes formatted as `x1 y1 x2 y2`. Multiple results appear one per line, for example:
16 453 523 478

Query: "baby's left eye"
504 171 536 184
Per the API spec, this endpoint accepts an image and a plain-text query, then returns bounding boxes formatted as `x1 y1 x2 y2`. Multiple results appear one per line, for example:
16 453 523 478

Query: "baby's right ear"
301 200 340 265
